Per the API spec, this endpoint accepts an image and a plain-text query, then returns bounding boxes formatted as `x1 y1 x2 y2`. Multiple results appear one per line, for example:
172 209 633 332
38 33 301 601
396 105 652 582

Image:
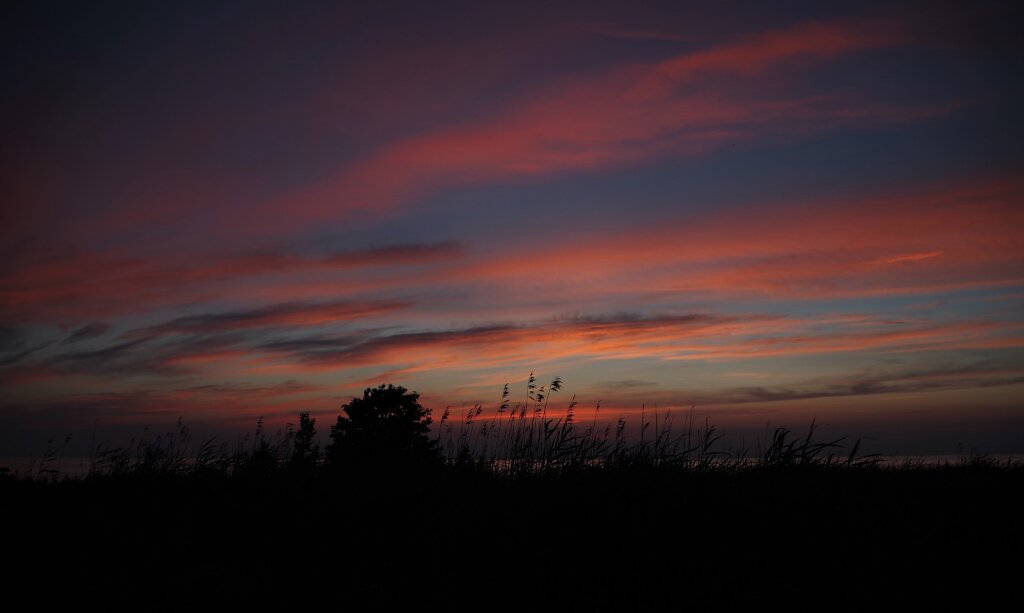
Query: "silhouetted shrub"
326 384 441 469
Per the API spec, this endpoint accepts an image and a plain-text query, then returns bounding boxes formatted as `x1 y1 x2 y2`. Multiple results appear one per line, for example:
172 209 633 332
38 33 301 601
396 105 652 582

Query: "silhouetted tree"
326 384 440 468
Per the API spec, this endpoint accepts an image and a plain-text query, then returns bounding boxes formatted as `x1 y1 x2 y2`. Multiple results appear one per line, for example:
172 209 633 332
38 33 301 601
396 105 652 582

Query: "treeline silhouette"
5 382 1023 608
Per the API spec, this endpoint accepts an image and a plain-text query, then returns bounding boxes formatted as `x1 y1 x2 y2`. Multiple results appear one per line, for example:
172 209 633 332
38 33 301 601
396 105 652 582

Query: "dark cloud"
0 326 52 366
0 326 27 352
64 322 112 344
0 344 51 367
53 338 153 367
701 363 1024 406
31 311 727 378
259 313 729 366
599 380 659 389
261 324 520 365
323 241 464 267
178 380 323 396
127 299 412 338
559 312 710 325
0 242 451 325
550 313 725 333
259 336 365 353
46 334 250 377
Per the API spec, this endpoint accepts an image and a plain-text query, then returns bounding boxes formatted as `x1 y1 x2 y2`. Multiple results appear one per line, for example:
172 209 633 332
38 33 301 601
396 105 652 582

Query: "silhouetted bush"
325 384 441 470
5 378 1023 607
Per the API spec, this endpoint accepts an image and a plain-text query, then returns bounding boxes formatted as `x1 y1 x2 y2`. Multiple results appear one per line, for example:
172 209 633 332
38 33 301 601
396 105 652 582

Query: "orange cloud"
247 314 1024 377
444 176 1024 300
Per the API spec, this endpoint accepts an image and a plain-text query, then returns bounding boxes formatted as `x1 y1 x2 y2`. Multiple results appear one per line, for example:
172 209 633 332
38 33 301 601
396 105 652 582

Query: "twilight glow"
2 0 1022 455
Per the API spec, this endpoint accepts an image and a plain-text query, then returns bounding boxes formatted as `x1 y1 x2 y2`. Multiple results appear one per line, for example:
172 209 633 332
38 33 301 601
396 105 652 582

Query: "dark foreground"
5 460 1022 609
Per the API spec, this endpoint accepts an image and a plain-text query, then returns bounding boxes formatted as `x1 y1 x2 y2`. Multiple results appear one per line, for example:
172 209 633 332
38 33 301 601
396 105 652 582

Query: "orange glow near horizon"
2 2 1022 455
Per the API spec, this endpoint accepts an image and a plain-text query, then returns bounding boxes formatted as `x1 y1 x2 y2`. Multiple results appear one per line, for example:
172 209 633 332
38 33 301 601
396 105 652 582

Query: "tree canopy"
326 384 440 468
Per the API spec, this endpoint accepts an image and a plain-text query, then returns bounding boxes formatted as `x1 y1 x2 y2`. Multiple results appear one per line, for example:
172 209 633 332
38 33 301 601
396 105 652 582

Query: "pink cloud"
256 15 924 229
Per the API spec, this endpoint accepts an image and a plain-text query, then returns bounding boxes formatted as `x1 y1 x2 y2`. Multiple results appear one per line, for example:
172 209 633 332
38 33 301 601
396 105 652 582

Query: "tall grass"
434 376 882 474
8 376 903 481
6 378 1020 609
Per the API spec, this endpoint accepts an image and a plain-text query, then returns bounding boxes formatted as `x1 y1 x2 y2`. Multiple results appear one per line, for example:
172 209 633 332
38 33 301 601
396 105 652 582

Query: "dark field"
5 388 1023 609
6 459 1022 608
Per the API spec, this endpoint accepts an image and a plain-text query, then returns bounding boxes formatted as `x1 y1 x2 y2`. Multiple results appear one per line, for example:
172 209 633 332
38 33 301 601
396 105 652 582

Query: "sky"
2 0 1023 456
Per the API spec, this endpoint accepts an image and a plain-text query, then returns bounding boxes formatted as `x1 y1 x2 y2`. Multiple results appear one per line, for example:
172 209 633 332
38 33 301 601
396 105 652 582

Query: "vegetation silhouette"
4 376 1023 607
326 384 441 471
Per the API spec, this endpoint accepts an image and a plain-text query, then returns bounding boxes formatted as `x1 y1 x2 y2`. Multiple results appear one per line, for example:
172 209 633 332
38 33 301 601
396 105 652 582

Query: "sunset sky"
2 0 1022 456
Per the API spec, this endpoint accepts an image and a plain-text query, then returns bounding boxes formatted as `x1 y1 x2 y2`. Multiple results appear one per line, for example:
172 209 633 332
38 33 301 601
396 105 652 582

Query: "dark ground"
4 461 1022 609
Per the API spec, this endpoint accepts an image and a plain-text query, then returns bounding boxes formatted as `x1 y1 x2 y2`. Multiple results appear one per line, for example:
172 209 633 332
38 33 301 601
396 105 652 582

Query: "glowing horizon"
2 0 1022 455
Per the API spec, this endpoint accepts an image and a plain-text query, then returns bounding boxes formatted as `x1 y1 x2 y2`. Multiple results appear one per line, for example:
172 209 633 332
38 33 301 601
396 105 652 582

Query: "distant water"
0 456 95 477
874 454 1020 467
2 454 1019 478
